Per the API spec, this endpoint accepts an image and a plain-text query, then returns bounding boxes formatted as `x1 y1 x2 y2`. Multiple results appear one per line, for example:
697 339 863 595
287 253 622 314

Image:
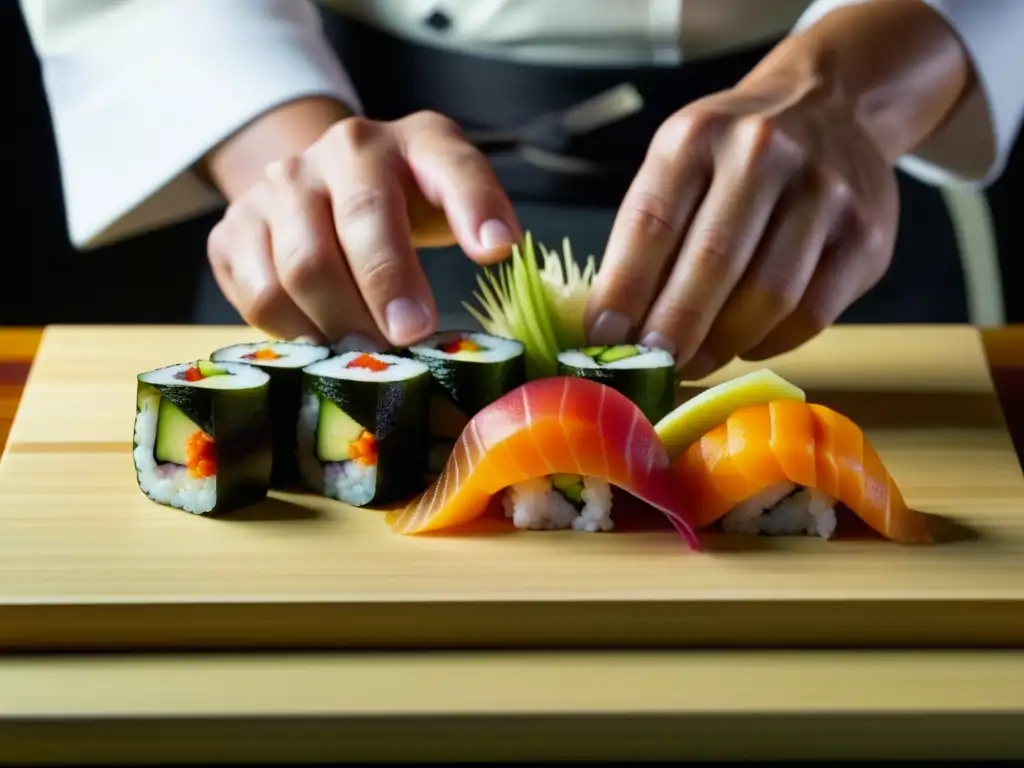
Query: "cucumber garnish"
465 232 596 380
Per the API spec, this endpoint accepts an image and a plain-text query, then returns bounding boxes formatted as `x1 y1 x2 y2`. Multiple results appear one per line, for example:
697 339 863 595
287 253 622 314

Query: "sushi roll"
556 344 675 424
408 330 526 472
133 359 273 516
297 351 431 507
210 340 331 488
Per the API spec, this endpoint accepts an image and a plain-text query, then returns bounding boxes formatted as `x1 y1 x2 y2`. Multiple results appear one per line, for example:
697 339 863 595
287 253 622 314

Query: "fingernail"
385 297 432 345
678 350 719 381
479 220 515 250
640 331 676 357
589 310 631 346
331 333 383 355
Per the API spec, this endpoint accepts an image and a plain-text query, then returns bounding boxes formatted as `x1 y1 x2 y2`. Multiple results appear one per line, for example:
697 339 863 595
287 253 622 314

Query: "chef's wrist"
741 0 972 163
199 96 357 201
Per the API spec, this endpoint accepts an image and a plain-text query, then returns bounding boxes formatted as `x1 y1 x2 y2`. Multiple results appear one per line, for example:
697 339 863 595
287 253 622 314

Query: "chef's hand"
586 77 899 380
207 109 521 348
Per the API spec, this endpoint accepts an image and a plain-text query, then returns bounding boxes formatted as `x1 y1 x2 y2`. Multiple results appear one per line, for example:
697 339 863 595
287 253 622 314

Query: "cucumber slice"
197 359 228 377
551 473 584 505
654 368 806 461
596 345 639 364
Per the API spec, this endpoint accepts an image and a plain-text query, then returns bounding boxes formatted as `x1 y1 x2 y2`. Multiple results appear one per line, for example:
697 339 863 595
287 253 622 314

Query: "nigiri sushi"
385 377 700 549
672 400 932 544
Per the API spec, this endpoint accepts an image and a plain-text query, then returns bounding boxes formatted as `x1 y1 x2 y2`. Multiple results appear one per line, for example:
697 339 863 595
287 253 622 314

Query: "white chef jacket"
17 0 1024 250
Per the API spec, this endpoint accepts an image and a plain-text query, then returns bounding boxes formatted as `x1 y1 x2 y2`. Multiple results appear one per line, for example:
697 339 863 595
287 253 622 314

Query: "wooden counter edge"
2 650 1024 762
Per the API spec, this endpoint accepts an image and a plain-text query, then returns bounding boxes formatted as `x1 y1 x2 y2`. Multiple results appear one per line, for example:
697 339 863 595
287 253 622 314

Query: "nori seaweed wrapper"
135 363 273 515
304 364 431 505
210 343 331 490
556 358 674 425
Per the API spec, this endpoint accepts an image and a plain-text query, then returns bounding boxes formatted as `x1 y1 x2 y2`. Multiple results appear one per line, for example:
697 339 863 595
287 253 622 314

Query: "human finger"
741 219 893 361
638 118 795 367
313 118 437 348
585 117 712 346
676 170 849 380
208 199 322 341
263 156 386 349
397 110 521 264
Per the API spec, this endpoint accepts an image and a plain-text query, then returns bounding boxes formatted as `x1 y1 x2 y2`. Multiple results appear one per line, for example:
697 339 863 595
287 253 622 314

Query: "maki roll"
133 360 273 516
210 340 331 488
408 330 526 472
297 351 431 507
557 344 675 424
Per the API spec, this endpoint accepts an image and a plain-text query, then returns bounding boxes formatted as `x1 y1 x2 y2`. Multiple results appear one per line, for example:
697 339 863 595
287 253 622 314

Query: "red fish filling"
346 353 390 372
184 366 204 382
186 431 217 478
348 430 378 467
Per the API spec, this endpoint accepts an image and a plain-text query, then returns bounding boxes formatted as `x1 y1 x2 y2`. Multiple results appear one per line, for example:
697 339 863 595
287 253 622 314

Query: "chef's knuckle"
811 167 851 213
623 190 678 242
332 186 388 229
244 284 286 329
692 225 738 277
735 115 802 170
357 252 403 298
656 110 715 152
278 240 328 294
406 110 460 137
325 116 379 152
206 220 231 260
263 155 306 189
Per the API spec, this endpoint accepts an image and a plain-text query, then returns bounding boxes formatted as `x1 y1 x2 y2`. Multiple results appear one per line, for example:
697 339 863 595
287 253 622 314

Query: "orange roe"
244 347 281 361
185 431 217 478
184 366 203 381
439 338 482 354
347 430 377 467
346 353 390 372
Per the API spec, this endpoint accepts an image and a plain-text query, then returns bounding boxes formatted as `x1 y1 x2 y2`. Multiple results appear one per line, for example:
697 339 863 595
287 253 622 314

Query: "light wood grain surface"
2 325 1024 652
2 325 1024 763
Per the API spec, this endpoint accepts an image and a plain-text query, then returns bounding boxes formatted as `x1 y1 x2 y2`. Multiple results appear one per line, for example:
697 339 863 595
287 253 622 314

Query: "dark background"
4 2 1021 329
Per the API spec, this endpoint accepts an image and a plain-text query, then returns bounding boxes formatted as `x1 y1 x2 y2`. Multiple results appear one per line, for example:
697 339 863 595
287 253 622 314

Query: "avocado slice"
154 399 203 465
550 472 584 505
317 398 367 462
596 345 639 364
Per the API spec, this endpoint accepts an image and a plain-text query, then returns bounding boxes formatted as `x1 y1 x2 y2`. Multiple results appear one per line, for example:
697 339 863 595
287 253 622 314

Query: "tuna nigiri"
385 377 700 549
672 400 932 544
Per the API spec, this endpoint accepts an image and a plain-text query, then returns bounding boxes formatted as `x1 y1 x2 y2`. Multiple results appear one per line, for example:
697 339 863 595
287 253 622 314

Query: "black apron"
188 10 969 327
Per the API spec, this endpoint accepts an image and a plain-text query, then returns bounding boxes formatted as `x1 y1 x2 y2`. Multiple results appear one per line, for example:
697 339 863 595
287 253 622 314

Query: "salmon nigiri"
672 400 932 544
385 377 700 549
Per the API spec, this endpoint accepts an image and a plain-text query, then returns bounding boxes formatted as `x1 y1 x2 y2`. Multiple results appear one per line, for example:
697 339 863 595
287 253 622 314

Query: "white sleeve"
19 0 363 250
795 0 1024 189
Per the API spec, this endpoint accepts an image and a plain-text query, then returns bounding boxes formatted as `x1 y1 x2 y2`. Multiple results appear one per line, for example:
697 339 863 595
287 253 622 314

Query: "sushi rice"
211 340 330 369
133 361 269 515
297 351 430 507
296 390 380 505
502 475 616 532
721 482 838 538
409 330 524 365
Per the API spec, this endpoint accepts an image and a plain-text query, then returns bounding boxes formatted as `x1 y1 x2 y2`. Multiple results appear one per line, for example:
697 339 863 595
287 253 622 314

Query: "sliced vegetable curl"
464 232 597 380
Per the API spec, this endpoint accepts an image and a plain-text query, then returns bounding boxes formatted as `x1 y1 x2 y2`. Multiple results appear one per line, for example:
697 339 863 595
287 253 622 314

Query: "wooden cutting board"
1 325 1022 651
